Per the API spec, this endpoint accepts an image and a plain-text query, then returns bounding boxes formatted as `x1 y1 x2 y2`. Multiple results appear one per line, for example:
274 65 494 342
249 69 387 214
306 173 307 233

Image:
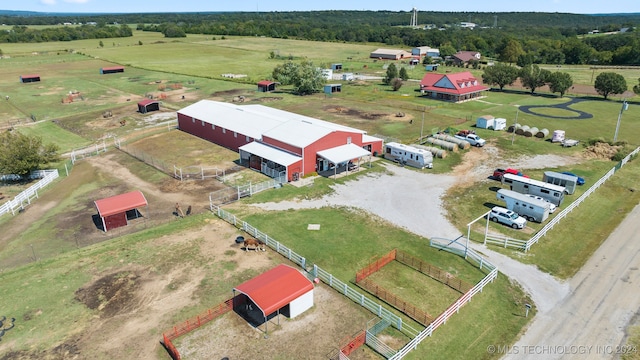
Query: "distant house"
460 22 477 29
452 51 481 66
257 80 277 92
419 71 488 102
411 46 440 58
370 48 412 60
20 74 41 83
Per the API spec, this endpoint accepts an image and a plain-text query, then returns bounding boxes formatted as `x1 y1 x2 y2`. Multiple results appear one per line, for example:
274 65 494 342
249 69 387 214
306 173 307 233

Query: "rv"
497 189 550 223
543 171 578 195
383 142 433 169
502 173 565 206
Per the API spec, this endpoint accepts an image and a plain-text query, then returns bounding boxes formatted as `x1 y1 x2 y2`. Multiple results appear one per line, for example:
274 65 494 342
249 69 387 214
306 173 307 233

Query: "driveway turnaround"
519 98 593 120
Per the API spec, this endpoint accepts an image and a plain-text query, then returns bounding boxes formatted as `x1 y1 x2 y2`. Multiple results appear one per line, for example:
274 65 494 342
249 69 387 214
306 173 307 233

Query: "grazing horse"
243 238 266 252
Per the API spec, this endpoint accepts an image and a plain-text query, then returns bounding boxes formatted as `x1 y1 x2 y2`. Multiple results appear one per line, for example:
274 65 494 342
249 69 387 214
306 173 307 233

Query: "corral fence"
70 140 107 164
395 249 473 293
0 170 59 217
388 238 498 360
358 277 434 326
484 233 527 251
209 205 499 359
209 175 286 207
161 298 233 360
116 143 174 175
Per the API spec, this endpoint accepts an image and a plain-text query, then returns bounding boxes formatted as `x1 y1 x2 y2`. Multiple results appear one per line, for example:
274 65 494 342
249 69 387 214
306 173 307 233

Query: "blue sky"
3 0 640 14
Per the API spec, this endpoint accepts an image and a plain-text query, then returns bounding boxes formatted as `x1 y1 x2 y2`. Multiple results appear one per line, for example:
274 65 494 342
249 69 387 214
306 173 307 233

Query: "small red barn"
100 66 125 74
257 80 277 92
138 99 160 114
20 74 41 83
94 190 148 232
233 264 314 332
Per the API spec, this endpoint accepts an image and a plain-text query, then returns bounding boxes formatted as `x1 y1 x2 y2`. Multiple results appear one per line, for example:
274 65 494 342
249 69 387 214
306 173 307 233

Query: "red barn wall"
261 136 302 156
104 212 127 232
303 131 364 174
177 113 253 151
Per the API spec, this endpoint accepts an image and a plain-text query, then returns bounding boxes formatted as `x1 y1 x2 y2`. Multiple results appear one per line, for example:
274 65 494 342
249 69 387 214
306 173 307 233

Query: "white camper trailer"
384 142 433 169
497 189 550 222
543 171 578 195
503 173 565 206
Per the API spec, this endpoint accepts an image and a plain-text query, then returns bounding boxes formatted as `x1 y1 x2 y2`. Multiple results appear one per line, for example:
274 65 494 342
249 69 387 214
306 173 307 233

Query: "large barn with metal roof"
177 100 383 182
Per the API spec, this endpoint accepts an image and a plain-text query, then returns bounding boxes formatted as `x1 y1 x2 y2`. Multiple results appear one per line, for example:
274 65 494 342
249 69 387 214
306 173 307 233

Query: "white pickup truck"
455 133 486 147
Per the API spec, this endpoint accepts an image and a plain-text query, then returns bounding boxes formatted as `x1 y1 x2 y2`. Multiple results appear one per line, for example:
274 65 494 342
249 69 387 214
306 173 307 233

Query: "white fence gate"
0 170 59 217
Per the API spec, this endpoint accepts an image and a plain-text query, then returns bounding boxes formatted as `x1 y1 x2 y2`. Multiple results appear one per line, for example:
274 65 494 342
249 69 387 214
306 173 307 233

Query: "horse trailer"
502 173 566 206
543 171 578 195
496 189 550 223
383 142 433 169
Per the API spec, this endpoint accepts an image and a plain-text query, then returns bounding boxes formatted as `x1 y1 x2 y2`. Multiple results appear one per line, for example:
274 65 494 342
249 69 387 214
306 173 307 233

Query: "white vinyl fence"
0 170 59 216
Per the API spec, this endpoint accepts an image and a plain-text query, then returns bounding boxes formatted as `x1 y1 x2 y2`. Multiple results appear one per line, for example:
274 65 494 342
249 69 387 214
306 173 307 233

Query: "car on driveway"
489 206 527 229
561 171 585 185
525 194 557 213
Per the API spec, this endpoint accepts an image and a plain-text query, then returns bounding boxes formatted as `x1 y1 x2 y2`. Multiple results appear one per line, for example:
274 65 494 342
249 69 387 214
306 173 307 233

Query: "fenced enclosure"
0 170 59 217
70 140 107 164
209 175 286 207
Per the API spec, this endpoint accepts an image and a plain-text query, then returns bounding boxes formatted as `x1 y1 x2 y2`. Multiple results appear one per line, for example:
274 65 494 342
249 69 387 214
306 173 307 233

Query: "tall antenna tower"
493 15 498 28
410 7 418 28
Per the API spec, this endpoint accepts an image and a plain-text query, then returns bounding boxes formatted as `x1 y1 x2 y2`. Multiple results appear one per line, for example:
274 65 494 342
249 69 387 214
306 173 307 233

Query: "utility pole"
512 108 519 145
420 112 425 142
613 99 628 142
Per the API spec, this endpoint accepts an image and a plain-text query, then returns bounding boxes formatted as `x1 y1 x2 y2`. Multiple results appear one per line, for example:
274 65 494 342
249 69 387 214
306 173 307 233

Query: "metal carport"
316 143 372 179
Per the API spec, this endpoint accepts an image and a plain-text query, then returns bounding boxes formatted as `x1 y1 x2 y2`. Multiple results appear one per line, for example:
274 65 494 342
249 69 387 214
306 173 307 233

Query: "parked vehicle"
503 173 566 206
561 139 579 147
493 168 528 181
383 142 433 169
561 171 585 185
489 206 527 229
497 189 550 223
543 171 579 195
454 131 486 147
525 194 557 213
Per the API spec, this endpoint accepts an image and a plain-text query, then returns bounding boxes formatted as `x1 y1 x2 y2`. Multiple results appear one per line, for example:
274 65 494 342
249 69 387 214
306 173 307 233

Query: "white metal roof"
179 100 367 149
362 134 383 144
316 144 371 164
238 141 302 166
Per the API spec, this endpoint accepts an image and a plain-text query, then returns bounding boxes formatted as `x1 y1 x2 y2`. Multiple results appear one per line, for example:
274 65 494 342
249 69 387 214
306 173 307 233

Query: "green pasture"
17 120 92 153
539 65 640 88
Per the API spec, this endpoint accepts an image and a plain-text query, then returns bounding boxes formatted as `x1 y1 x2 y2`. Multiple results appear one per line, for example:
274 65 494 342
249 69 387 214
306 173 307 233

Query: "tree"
547 72 573 97
498 39 524 65
439 43 456 58
272 61 300 85
99 40 104 48
633 78 640 95
162 24 186 38
399 67 409 81
519 64 550 94
272 60 325 95
594 72 627 100
482 63 519 91
0 131 60 177
383 63 398 85
390 78 403 91
422 56 432 65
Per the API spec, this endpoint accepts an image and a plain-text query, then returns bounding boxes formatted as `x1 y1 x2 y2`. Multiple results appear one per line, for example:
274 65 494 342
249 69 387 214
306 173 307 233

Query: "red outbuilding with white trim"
233 264 314 332
94 190 147 232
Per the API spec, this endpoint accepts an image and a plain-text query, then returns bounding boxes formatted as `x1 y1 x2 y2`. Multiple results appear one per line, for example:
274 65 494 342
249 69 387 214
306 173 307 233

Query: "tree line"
0 24 132 43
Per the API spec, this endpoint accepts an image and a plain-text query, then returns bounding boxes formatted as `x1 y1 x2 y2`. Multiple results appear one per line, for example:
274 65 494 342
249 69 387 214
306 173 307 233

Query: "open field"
1 30 640 360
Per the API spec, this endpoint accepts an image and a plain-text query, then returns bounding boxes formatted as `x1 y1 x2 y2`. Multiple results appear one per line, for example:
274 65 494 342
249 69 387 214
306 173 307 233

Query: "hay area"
582 142 623 160
325 105 414 123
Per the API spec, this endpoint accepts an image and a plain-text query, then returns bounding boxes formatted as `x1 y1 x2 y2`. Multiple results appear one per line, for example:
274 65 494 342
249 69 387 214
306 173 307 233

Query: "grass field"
1 28 640 360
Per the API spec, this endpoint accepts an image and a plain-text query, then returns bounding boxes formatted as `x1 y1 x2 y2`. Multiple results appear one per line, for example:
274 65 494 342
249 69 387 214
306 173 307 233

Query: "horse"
243 238 266 252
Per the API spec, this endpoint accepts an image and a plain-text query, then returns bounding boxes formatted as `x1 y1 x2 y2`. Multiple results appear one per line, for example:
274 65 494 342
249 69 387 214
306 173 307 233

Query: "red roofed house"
177 100 383 182
137 99 160 114
419 71 489 102
233 264 314 333
452 51 481 66
94 190 148 232
257 80 277 92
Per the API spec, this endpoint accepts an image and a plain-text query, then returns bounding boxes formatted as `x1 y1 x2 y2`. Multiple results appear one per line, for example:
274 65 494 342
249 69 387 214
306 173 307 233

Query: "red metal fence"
161 298 233 359
395 249 473 293
355 249 396 282
340 330 367 356
358 277 434 326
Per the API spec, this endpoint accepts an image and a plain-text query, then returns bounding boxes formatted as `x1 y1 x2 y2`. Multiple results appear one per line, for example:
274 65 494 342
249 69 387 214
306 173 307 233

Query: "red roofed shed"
257 80 277 92
138 99 160 113
94 190 148 232
20 74 41 83
100 66 125 74
233 264 314 333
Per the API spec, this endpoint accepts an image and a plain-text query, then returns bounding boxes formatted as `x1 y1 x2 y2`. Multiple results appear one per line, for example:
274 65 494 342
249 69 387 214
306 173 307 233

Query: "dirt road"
502 203 640 360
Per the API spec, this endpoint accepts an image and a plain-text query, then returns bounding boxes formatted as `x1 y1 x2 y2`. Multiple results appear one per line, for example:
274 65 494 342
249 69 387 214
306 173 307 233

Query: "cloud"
40 0 57 5
63 0 91 3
